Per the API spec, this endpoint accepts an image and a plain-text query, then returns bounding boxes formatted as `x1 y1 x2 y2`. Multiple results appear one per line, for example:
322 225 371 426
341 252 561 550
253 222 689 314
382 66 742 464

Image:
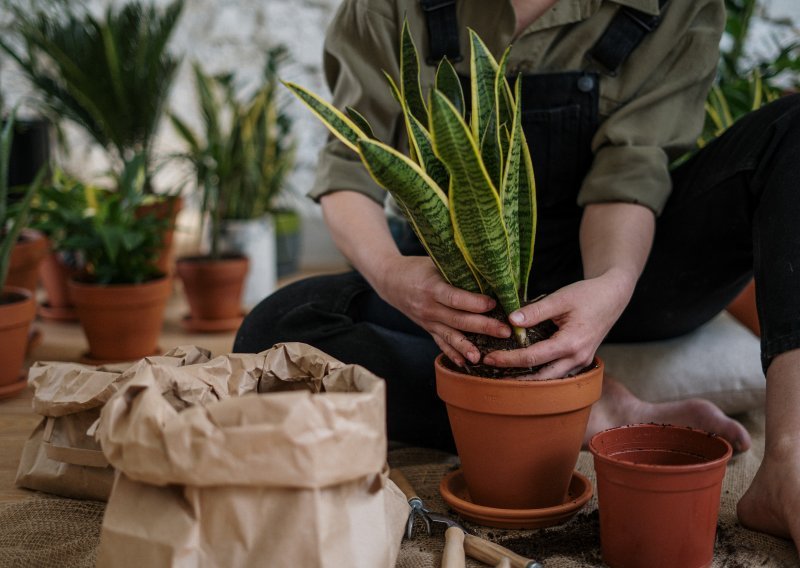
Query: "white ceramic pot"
215 215 277 309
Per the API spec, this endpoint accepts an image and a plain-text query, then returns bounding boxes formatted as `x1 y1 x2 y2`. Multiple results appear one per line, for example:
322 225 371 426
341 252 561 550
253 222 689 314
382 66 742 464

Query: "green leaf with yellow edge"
500 79 524 291
400 19 427 125
429 89 520 318
345 107 377 140
358 137 480 293
517 114 537 300
468 29 499 146
282 80 368 153
435 57 465 117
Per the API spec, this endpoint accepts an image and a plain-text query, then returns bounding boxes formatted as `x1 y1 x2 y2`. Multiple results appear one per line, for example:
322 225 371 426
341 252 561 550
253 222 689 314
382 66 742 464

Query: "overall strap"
419 0 462 65
587 0 670 75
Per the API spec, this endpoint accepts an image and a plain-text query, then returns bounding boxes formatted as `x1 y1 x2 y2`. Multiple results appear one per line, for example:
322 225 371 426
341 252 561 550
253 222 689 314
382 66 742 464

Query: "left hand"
482 268 635 379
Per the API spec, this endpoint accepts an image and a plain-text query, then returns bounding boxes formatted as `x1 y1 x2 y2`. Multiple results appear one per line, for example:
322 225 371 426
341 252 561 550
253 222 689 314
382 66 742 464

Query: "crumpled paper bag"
15 346 211 501
95 342 410 568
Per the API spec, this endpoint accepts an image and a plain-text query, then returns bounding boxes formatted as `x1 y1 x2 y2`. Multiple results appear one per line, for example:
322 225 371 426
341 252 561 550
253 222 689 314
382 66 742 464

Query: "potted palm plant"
64 155 171 363
286 23 603 522
170 46 296 328
0 112 45 399
0 0 185 273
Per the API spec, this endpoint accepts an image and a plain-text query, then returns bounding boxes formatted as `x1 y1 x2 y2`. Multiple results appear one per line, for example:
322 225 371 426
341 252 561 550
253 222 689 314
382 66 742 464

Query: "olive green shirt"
308 0 724 216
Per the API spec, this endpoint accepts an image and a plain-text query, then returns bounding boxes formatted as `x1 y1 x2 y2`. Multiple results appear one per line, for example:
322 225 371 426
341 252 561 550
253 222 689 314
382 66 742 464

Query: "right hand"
375 255 511 366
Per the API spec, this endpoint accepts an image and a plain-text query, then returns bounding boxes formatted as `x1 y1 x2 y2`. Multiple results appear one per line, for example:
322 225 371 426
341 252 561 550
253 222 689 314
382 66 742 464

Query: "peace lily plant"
285 22 537 349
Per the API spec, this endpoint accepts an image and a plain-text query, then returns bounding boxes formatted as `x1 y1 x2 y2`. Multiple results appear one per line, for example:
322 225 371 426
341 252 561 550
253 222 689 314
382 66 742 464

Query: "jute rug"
0 410 796 567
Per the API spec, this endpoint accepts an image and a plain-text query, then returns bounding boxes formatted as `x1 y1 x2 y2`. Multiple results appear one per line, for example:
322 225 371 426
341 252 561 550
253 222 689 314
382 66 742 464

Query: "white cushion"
597 311 765 415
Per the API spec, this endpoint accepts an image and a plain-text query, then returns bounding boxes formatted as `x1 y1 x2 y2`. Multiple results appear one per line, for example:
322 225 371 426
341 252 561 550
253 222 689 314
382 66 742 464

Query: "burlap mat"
0 409 796 567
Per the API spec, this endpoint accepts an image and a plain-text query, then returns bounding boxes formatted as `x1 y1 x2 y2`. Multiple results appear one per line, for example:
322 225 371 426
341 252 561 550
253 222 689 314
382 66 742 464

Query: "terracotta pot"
38 249 80 321
0 287 36 399
7 229 48 294
137 195 183 275
176 255 248 332
589 424 733 568
68 276 172 363
435 355 603 510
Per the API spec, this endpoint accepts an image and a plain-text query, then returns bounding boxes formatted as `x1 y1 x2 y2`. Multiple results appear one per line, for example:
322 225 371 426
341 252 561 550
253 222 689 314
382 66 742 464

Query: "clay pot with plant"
63 156 171 364
170 48 295 330
0 113 44 399
286 23 603 525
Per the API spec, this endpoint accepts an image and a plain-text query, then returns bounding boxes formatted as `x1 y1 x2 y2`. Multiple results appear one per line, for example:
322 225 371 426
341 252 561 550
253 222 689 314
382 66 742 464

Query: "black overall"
235 2 800 451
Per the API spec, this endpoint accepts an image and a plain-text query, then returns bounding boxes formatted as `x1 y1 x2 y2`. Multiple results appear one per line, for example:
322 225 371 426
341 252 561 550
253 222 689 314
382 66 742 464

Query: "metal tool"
389 469 543 568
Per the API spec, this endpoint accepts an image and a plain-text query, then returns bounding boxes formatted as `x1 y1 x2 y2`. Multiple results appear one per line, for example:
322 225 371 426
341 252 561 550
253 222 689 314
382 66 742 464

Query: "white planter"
216 216 277 309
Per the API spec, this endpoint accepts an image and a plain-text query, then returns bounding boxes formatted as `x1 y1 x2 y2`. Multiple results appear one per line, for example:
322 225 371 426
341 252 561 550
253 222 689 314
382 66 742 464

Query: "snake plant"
285 23 536 347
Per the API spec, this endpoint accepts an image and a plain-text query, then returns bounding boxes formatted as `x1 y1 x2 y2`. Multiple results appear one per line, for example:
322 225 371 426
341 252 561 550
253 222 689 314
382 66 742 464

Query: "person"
234 0 800 549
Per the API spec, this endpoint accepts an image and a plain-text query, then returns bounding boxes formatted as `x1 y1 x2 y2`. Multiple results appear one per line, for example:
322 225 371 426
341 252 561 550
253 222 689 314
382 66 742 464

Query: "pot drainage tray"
439 468 592 529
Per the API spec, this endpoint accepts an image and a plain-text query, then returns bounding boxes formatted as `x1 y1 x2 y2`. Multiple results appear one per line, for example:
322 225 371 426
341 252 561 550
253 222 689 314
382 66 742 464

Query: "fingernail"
500 327 511 338
510 312 524 325
483 355 495 365
468 351 480 364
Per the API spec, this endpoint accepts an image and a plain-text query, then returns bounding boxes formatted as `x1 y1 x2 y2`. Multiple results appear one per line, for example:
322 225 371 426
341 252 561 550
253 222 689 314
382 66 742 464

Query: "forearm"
580 202 655 299
320 191 401 291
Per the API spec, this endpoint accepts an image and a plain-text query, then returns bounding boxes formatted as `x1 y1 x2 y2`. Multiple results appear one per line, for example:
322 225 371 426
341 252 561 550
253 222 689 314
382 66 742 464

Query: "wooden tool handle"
464 534 536 568
495 558 512 568
442 526 466 568
389 468 419 502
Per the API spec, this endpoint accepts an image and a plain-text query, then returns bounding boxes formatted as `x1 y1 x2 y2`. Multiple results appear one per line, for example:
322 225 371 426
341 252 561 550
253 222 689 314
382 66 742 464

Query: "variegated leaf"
400 19 427 125
346 107 377 140
283 81 368 153
357 138 480 293
429 90 520 317
435 57 465 117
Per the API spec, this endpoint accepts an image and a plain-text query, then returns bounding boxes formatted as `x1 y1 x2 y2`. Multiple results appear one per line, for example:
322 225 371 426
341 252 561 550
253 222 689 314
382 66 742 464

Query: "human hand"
483 269 636 379
376 256 511 366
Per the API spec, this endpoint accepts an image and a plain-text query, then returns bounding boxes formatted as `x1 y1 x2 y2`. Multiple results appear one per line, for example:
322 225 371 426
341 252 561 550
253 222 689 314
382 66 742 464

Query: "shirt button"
577 75 595 92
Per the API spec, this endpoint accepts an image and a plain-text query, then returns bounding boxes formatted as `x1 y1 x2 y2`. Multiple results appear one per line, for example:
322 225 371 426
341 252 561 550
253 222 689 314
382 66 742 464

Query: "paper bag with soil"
15 346 212 501
94 342 410 568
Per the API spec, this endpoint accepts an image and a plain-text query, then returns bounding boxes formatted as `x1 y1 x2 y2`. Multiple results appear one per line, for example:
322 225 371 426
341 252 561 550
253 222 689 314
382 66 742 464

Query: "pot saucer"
0 374 28 400
38 302 78 322
180 313 244 333
439 468 592 529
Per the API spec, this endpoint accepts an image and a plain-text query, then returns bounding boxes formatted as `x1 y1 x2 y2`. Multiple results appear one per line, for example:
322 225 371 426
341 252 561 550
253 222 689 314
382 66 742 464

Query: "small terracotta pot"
7 229 48 294
176 255 248 331
0 287 36 399
590 424 733 568
38 249 80 321
435 355 603 510
68 276 172 363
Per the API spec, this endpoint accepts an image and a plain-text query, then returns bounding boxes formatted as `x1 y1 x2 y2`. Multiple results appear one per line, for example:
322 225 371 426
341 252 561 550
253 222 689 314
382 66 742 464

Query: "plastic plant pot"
589 424 733 568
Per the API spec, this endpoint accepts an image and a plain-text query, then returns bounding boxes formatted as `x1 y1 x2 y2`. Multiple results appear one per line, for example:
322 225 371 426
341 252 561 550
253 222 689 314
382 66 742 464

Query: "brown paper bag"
95 343 410 568
15 346 212 500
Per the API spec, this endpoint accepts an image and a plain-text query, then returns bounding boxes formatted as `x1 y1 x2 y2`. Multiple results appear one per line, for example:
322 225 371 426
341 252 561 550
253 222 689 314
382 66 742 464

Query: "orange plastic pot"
590 424 733 568
0 287 36 399
68 276 172 363
435 355 603 510
176 255 248 332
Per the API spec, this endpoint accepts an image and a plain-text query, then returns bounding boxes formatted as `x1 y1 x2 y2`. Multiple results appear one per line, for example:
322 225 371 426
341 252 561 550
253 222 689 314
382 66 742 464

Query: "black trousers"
234 95 800 451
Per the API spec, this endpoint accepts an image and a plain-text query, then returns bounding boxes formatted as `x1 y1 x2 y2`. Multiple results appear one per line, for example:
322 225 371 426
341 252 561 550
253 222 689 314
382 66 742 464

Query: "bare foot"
737 447 800 548
736 350 800 552
584 374 752 452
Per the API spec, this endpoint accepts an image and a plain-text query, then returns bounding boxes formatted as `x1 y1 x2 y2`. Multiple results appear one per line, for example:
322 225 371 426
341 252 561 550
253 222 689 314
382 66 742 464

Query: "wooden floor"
0 268 344 504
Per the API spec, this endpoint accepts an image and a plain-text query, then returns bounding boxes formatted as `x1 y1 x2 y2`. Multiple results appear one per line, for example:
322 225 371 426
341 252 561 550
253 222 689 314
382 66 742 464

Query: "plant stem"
513 325 530 348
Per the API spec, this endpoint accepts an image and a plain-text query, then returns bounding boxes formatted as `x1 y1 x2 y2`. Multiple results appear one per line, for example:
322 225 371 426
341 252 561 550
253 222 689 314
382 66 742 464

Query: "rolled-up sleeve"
307 0 403 205
578 0 725 216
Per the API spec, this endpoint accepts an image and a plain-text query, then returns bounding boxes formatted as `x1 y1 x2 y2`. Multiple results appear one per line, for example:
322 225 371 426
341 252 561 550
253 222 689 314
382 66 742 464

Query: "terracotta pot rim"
176 254 248 265
435 353 603 387
589 423 733 474
0 286 34 304
68 274 171 289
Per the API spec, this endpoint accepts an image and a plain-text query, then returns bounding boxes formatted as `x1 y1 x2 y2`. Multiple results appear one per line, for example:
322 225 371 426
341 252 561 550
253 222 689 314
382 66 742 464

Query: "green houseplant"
170 47 296 324
286 23 603 519
0 0 185 274
0 112 44 398
64 154 172 363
